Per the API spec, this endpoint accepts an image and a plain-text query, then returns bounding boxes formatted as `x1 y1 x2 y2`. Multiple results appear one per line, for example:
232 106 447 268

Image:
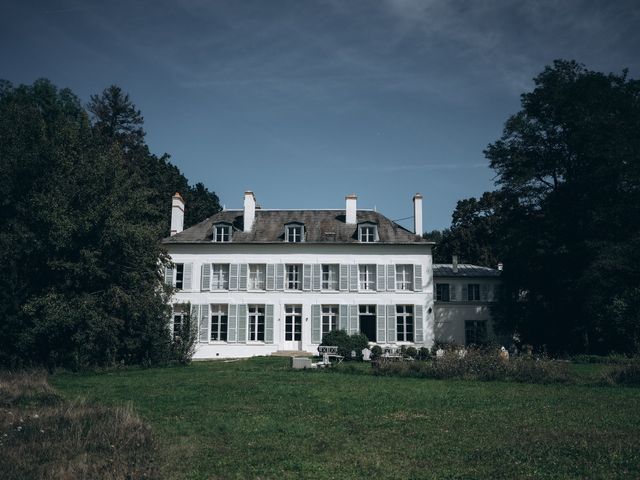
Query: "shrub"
601 361 640 386
405 347 418 359
418 347 431 360
572 354 632 365
170 303 197 364
321 330 369 360
371 345 383 359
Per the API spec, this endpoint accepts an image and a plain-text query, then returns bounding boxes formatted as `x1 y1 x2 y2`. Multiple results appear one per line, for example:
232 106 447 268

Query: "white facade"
166 243 434 359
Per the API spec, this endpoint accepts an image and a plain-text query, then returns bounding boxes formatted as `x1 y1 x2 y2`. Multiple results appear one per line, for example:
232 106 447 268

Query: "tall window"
358 265 376 291
172 312 184 339
395 265 414 290
211 264 229 290
284 305 302 341
249 305 265 341
286 264 302 290
286 225 303 242
322 264 339 290
467 284 480 301
210 304 228 341
396 305 414 342
248 264 266 290
359 305 377 342
175 263 184 290
213 224 231 242
359 225 377 243
465 320 487 346
436 283 450 302
321 305 339 336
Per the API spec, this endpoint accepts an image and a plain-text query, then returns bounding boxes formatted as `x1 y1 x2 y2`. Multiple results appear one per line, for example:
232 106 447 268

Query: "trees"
485 60 640 354
87 86 221 234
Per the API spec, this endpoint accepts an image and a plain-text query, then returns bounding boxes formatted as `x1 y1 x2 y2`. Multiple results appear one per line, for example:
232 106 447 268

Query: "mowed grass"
52 357 640 480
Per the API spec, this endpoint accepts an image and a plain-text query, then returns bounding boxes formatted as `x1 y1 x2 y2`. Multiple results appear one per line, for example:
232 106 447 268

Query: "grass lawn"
52 357 640 480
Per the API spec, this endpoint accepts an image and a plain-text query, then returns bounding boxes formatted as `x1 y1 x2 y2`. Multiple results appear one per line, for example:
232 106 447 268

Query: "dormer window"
285 223 304 243
358 223 378 243
213 223 232 242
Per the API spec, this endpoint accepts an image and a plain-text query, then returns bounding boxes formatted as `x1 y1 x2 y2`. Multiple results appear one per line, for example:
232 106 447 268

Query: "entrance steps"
271 350 315 357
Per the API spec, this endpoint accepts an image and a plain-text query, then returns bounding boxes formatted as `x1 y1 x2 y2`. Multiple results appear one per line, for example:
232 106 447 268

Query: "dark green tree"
485 60 640 354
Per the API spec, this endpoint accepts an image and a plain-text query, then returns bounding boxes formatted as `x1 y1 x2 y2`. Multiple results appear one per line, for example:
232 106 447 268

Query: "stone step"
271 350 315 357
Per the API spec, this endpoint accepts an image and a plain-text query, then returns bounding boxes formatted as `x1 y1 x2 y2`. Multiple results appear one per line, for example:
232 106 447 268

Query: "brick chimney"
413 193 423 235
345 194 357 224
243 191 256 232
170 192 185 236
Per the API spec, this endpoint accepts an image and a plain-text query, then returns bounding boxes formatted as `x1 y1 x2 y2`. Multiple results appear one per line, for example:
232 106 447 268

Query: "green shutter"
164 266 174 286
266 264 275 290
265 305 274 343
413 264 422 292
339 304 349 331
199 304 210 343
183 263 193 291
276 264 285 291
303 264 312 291
239 264 248 291
386 265 396 291
237 304 247 343
229 264 239 291
227 305 237 343
377 265 386 291
312 264 321 291
414 305 424 343
377 305 387 344
349 265 358 291
386 305 396 343
349 304 359 335
311 304 321 344
339 264 349 291
201 264 211 291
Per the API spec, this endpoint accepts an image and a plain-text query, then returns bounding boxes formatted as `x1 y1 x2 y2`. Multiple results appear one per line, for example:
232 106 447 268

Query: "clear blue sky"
2 0 639 230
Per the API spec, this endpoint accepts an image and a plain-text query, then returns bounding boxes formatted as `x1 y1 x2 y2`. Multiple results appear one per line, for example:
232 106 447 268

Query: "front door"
359 304 376 343
283 305 302 350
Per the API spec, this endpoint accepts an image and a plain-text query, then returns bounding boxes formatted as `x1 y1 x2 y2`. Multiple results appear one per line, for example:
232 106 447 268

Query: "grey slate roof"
163 209 430 245
433 264 501 278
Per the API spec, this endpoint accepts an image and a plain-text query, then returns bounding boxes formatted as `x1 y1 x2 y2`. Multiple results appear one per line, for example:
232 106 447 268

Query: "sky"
2 0 639 230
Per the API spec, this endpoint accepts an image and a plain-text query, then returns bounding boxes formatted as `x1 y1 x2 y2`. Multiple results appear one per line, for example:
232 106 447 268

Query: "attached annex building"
163 191 500 359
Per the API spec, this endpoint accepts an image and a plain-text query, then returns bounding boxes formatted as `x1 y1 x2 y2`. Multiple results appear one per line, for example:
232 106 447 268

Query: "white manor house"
163 191 501 359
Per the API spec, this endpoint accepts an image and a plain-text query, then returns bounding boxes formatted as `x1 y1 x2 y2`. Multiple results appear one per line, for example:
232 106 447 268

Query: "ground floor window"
210 304 228 341
285 305 302 341
396 305 414 342
359 304 376 342
465 320 487 346
322 305 339 335
249 305 265 341
172 313 184 339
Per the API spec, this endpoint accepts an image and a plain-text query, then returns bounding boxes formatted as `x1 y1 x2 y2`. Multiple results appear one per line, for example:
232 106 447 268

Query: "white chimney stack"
413 193 423 235
170 192 185 236
452 255 459 273
345 194 357 224
243 191 256 232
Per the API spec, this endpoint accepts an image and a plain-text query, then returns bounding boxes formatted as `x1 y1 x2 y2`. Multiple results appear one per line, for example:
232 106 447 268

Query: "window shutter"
266 264 275 290
201 264 211 292
349 305 359 335
481 284 489 301
462 284 469 302
339 264 349 291
377 305 387 344
312 264 321 291
311 304 321 344
237 304 247 343
414 304 424 343
413 264 422 292
229 264 239 291
276 264 285 291
164 266 174 286
386 305 396 343
377 265 386 292
239 264 248 291
386 265 396 291
265 305 274 343
339 305 349 331
199 304 210 343
450 284 457 301
227 305 237 343
303 264 312 291
349 265 358 292
183 263 193 291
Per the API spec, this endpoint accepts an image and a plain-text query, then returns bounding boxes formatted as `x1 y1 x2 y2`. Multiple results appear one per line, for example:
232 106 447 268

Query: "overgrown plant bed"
0 370 159 480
